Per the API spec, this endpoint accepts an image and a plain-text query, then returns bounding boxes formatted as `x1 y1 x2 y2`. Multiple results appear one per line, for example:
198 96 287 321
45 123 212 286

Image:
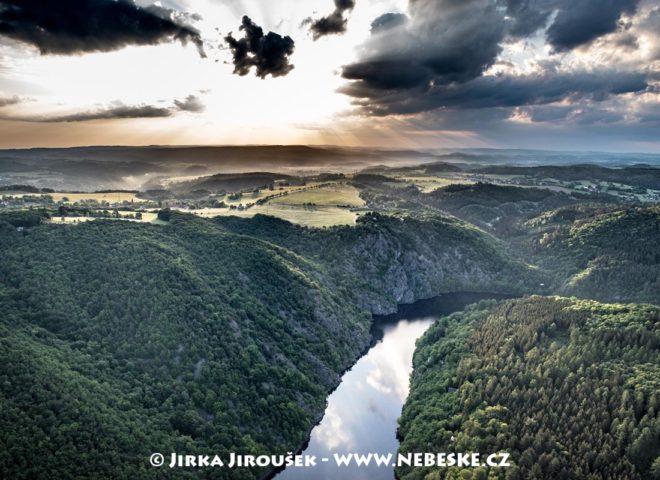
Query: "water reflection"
276 318 434 480
275 292 510 480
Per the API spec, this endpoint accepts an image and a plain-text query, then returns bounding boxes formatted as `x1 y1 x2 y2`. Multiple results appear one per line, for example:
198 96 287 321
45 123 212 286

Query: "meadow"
179 204 359 227
394 175 473 192
49 192 142 203
269 183 365 207
179 182 365 227
48 212 158 223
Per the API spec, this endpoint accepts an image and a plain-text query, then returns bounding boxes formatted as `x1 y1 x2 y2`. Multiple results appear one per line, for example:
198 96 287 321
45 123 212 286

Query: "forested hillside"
427 183 579 237
0 211 536 479
524 205 660 303
354 179 658 303
475 165 660 190
397 296 659 480
0 214 376 479
357 181 582 238
215 212 542 313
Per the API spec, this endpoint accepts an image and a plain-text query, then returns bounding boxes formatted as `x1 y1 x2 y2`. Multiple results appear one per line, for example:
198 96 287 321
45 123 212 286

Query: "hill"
525 205 660 303
176 172 297 193
214 212 542 313
424 183 579 237
0 146 436 191
0 214 374 479
397 296 659 480
0 211 539 479
476 164 660 190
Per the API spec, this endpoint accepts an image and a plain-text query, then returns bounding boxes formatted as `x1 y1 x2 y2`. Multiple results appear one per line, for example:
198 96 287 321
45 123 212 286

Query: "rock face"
216 212 544 315
0 211 540 480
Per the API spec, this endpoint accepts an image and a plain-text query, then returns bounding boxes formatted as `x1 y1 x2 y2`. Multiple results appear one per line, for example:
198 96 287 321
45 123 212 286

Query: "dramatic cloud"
342 0 506 94
499 0 642 50
0 0 205 57
340 0 653 119
370 13 407 34
225 16 295 78
309 0 356 40
546 0 641 52
343 69 648 115
27 104 174 122
639 5 660 60
5 95 205 122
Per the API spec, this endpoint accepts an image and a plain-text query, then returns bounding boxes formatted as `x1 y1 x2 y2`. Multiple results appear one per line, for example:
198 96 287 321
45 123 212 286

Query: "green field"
49 212 158 224
181 183 366 227
395 175 473 192
220 184 315 206
180 204 360 227
50 192 142 203
270 183 365 207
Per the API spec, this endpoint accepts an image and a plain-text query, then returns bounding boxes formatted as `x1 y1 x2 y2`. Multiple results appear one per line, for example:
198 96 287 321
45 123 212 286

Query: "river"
275 292 505 480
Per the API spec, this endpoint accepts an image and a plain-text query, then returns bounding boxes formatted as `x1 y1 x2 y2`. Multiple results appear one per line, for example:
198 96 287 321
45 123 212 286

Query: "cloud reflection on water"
310 318 434 452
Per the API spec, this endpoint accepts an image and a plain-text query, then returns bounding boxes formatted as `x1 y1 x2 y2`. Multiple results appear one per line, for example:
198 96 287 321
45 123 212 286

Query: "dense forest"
358 180 588 238
0 213 374 479
0 210 537 479
475 165 660 190
215 212 541 313
1 172 658 479
356 179 658 303
523 205 660 303
397 296 659 480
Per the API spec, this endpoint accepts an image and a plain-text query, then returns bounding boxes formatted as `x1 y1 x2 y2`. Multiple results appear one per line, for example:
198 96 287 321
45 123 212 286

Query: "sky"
0 0 658 151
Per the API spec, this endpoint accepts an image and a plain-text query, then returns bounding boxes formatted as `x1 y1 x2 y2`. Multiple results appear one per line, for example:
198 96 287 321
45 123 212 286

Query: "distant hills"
476 164 660 189
1 162 658 479
0 145 658 191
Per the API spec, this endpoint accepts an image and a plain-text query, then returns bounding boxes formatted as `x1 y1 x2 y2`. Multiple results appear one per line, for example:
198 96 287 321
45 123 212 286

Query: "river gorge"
276 292 508 480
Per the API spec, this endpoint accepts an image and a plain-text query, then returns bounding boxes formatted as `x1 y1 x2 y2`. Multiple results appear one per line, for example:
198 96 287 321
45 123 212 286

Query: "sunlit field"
48 212 158 223
180 204 360 227
49 192 142 203
270 183 365 206
219 183 318 206
395 176 473 193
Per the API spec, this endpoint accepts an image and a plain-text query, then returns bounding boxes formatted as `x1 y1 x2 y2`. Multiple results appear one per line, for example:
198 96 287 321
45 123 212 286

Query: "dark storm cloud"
370 13 407 34
342 0 505 92
309 0 356 40
498 0 641 49
499 0 554 38
340 0 651 117
224 16 295 78
0 0 205 57
342 69 648 115
342 60 431 90
546 0 640 52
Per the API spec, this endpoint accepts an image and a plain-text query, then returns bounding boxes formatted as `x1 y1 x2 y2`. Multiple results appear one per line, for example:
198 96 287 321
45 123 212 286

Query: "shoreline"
261 290 518 480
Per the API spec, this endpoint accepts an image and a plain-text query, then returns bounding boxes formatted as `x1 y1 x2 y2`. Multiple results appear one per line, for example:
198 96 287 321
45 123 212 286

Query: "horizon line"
1 144 659 157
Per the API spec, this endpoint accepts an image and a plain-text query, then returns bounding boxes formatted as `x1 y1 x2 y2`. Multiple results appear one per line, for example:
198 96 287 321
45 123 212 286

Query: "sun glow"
0 0 409 147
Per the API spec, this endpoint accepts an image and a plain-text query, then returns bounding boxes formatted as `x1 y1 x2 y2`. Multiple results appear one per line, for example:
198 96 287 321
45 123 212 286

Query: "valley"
0 151 658 479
